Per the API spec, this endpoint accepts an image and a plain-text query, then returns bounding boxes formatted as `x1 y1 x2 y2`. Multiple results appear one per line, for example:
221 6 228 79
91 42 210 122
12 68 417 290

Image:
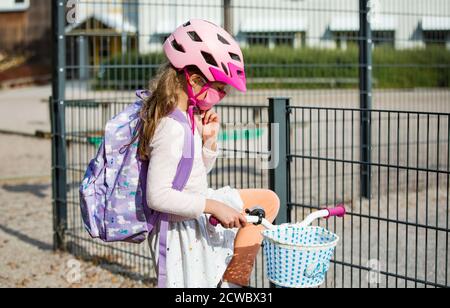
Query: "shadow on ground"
66 241 157 287
2 183 50 198
0 224 53 251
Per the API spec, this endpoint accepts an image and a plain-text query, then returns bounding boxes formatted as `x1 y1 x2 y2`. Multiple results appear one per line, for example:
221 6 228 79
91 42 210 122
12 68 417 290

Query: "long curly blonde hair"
137 62 202 161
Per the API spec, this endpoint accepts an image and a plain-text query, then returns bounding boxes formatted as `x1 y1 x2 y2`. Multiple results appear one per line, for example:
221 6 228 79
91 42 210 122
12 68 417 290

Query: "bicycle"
210 205 346 288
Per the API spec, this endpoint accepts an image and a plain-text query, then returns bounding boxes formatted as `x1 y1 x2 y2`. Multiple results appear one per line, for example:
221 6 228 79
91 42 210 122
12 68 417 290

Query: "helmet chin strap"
184 68 210 134
187 98 197 135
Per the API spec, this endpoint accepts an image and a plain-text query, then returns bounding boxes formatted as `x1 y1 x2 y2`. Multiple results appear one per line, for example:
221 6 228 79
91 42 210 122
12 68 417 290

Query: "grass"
93 46 450 90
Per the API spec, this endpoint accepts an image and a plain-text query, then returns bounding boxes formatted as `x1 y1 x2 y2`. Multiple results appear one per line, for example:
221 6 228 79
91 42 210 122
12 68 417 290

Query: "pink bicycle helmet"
163 19 247 92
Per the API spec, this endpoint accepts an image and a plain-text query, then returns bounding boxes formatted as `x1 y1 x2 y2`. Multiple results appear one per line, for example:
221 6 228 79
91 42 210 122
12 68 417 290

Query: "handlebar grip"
326 205 346 218
209 216 220 226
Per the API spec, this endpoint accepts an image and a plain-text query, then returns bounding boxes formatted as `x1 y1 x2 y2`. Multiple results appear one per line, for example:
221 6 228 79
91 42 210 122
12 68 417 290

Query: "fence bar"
51 0 68 250
359 0 373 199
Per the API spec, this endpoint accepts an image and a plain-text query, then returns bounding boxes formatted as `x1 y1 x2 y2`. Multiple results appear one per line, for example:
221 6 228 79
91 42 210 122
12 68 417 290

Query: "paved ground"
0 85 51 135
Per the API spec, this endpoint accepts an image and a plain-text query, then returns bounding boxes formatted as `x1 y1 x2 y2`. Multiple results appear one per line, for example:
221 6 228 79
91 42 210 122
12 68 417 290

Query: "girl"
140 19 280 288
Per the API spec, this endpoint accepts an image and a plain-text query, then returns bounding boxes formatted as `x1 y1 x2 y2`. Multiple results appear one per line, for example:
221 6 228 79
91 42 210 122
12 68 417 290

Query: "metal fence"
51 0 450 288
60 100 271 286
286 103 450 288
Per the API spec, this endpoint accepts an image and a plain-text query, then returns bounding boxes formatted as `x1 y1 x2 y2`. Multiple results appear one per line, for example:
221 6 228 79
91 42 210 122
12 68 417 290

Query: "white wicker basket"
262 225 339 288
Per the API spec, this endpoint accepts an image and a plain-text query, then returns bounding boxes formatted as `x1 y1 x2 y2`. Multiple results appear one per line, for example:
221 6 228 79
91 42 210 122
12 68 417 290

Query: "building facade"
134 0 450 53
0 0 51 54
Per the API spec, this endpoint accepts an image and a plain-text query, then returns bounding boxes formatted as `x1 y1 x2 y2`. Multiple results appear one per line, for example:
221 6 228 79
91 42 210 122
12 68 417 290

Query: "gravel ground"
0 134 150 288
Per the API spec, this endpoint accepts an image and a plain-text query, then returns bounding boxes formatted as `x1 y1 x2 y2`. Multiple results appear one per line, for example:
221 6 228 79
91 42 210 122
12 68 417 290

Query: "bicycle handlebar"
209 204 346 229
325 204 346 219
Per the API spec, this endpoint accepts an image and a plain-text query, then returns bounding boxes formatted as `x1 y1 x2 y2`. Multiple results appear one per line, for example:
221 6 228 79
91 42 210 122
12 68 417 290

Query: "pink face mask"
184 69 226 133
184 69 226 111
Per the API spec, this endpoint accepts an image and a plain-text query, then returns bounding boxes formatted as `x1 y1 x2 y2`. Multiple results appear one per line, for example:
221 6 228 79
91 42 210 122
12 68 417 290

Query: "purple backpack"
79 90 194 287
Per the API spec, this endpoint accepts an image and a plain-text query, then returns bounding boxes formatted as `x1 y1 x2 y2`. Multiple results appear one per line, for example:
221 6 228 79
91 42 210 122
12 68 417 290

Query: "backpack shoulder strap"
167 108 194 191
154 108 195 288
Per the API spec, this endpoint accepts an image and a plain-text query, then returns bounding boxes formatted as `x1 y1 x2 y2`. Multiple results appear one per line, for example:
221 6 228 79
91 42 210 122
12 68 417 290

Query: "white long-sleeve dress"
147 111 244 288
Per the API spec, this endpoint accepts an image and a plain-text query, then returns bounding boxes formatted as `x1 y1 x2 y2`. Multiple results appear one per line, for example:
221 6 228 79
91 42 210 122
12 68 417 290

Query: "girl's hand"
201 109 220 147
204 199 247 229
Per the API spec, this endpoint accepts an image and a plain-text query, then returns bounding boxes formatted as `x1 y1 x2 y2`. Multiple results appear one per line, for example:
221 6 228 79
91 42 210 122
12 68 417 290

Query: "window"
423 31 449 48
246 32 300 48
334 31 395 49
247 33 270 47
0 0 30 12
334 32 359 50
373 31 395 48
274 33 295 47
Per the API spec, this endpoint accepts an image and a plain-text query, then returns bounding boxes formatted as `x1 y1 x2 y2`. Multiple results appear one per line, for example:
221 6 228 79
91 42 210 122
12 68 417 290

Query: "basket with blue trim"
209 205 345 288
262 225 339 288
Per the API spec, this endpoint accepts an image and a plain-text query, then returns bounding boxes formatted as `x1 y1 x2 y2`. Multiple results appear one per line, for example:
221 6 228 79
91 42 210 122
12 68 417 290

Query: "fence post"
51 0 68 250
268 97 290 289
269 98 290 225
359 0 373 199
223 0 233 33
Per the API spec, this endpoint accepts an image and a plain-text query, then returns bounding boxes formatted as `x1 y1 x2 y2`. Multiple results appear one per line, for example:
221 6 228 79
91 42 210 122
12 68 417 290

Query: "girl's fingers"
234 217 241 229
209 113 219 124
239 215 247 227
204 110 219 125
202 110 211 124
201 111 207 124
206 111 214 124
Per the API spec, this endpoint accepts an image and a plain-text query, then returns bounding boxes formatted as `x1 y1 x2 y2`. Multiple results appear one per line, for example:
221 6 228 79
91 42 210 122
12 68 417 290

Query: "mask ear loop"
183 68 213 134
185 69 212 98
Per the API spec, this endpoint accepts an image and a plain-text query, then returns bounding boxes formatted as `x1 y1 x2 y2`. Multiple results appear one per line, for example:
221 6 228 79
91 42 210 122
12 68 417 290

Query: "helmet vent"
229 52 241 62
201 51 219 67
171 39 185 53
187 31 203 42
217 34 230 45
221 62 229 76
183 21 191 27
